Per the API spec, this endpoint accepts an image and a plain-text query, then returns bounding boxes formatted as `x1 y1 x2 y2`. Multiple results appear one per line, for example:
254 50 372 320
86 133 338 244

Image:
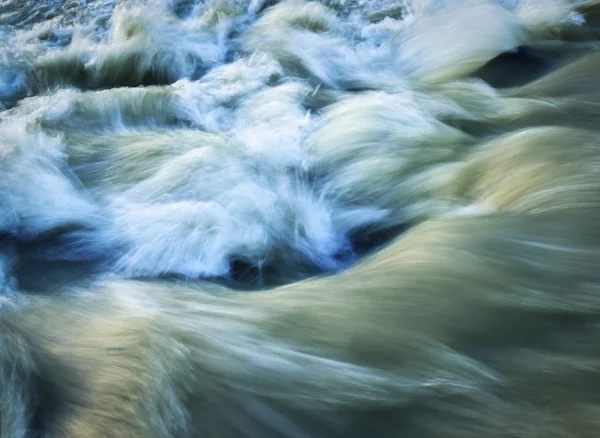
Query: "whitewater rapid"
6 1 600 438
0 0 598 291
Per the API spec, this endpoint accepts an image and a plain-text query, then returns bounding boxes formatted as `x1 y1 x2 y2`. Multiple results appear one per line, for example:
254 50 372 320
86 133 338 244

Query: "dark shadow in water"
169 222 408 291
30 59 186 93
1 227 119 293
474 46 557 89
349 223 409 259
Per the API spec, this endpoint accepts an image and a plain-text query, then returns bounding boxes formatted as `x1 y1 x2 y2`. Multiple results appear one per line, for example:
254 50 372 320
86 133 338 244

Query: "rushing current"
3 0 600 437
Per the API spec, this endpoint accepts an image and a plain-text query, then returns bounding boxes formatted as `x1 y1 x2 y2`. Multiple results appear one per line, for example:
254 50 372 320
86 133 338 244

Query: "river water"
0 0 596 290
3 1 600 436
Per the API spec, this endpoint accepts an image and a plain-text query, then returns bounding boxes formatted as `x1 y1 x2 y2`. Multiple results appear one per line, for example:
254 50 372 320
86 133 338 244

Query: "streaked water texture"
3 0 600 437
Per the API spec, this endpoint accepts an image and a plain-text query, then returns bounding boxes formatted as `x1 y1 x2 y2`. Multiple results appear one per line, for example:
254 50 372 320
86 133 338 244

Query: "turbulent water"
3 0 600 437
1 0 595 290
